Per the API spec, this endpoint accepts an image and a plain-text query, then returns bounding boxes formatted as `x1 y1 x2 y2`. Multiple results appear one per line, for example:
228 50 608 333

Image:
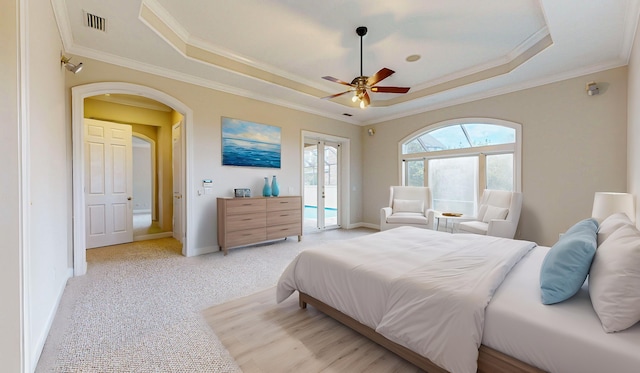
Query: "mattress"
483 245 640 373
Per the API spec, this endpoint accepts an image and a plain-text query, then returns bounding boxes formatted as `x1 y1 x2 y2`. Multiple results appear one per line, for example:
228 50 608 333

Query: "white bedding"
484 245 640 373
277 226 536 373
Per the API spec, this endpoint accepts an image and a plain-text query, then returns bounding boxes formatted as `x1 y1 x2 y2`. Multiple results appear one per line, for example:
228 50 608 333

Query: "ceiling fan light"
352 94 358 102
360 100 366 109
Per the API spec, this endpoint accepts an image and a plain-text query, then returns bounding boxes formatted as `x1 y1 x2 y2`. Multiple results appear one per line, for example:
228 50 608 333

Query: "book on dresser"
217 196 303 255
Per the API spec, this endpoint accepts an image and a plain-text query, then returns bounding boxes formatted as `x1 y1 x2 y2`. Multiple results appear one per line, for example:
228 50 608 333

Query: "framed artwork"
221 117 281 168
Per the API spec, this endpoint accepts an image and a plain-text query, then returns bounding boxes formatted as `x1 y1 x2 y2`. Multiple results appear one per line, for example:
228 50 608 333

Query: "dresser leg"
298 235 302 242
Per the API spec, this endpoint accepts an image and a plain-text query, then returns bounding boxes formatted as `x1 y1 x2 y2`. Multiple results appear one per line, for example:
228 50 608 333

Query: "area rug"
203 287 423 373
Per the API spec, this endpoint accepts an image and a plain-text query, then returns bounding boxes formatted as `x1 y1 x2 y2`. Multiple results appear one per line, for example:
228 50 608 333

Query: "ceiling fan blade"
370 86 411 94
366 68 395 86
321 90 353 100
322 76 354 87
362 91 370 107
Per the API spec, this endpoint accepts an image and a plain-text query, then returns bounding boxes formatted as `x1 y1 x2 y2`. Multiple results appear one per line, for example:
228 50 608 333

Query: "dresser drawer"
266 223 301 240
226 212 266 232
226 228 267 248
267 209 301 226
226 198 266 215
266 197 301 212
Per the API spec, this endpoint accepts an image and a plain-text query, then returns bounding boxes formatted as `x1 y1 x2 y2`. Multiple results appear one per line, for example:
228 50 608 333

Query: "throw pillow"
597 212 633 246
393 199 423 213
589 224 640 332
482 205 509 223
539 218 598 305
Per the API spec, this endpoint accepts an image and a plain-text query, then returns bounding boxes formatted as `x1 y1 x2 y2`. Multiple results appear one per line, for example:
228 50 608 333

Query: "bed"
276 225 640 373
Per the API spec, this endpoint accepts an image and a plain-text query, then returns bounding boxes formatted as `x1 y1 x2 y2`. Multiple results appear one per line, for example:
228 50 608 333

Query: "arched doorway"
71 82 194 276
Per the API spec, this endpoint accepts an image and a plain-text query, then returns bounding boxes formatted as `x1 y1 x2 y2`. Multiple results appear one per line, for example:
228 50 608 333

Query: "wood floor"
203 287 424 373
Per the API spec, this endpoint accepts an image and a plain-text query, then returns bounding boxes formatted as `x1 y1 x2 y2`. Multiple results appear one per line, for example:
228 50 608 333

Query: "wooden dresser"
217 196 302 255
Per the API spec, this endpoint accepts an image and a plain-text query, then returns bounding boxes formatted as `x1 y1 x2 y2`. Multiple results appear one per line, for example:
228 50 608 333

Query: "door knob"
127 197 132 200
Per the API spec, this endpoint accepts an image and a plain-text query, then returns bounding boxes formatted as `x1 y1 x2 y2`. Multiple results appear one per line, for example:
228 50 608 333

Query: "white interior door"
172 122 183 243
84 119 133 248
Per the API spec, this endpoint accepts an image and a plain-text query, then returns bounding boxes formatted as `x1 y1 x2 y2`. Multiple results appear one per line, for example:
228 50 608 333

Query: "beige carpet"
36 228 375 372
203 287 423 373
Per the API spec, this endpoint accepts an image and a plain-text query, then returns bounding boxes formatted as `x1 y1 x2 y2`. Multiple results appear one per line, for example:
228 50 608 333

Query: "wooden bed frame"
299 292 545 373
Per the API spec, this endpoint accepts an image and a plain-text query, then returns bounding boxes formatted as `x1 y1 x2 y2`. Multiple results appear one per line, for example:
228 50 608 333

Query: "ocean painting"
221 117 281 168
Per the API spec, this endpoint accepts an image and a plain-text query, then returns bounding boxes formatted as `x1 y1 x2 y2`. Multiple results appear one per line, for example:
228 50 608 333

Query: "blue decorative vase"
262 177 271 197
271 175 280 197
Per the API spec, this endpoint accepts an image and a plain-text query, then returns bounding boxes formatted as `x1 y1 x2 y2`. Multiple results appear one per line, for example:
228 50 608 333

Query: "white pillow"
393 199 423 213
589 224 640 333
482 205 509 223
597 212 633 246
477 205 488 221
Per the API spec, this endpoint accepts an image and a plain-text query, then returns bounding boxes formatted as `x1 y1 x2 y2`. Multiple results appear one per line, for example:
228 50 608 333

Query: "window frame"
398 118 522 197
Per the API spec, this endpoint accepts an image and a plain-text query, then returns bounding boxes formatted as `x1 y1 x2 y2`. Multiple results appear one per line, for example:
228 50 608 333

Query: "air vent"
84 11 107 32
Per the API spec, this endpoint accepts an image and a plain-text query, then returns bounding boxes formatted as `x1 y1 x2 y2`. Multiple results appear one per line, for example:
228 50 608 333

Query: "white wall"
0 0 24 371
628 12 640 225
64 57 363 253
363 67 628 246
1 0 71 371
26 0 71 369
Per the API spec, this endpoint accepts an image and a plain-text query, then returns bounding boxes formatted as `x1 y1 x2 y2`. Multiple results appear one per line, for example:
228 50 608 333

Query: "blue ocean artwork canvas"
221 117 281 168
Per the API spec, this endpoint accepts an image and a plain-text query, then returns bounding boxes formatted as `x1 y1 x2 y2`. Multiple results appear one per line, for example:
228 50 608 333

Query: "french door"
303 139 340 231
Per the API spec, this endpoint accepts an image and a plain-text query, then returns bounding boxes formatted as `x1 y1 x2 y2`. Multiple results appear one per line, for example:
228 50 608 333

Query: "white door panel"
85 119 133 248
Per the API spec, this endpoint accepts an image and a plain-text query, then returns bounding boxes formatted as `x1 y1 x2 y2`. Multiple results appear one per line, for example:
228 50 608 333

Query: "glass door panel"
303 139 340 232
303 143 319 232
323 142 339 228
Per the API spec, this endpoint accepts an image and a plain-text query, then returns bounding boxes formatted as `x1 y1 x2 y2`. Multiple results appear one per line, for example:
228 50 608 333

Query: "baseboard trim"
346 222 380 230
133 232 173 241
190 245 220 257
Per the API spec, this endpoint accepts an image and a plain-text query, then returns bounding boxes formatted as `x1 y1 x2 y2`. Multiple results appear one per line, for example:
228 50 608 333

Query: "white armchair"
457 189 522 238
380 186 435 231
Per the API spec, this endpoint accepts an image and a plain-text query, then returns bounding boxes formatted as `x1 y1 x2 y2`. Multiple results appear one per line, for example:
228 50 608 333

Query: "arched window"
400 118 521 216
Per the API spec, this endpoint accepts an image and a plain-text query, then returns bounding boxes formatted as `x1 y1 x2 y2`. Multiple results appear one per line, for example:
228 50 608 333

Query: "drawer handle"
242 218 252 221
280 214 289 217
279 201 289 204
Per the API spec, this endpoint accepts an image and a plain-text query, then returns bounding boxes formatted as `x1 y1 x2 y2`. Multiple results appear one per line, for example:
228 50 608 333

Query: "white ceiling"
52 0 640 125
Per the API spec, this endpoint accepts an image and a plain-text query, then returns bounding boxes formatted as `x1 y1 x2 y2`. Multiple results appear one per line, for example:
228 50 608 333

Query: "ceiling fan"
322 26 410 109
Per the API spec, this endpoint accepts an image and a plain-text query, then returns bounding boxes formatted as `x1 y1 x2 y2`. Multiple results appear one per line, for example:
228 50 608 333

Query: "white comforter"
276 226 536 373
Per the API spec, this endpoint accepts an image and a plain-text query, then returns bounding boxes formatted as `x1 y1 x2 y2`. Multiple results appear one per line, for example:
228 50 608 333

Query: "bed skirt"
298 292 544 373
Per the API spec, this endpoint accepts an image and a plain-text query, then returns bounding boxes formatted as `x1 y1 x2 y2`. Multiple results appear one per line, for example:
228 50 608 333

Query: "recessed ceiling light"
406 54 421 62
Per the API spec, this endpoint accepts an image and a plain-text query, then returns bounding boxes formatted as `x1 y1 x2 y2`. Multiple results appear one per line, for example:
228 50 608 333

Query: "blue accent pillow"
540 218 598 305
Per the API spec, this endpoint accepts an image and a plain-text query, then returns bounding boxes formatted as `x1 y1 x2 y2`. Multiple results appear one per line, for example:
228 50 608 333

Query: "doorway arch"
72 82 194 276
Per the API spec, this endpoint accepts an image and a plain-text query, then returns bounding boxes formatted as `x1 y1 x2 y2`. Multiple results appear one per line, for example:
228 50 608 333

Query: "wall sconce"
61 55 83 74
586 81 599 96
367 128 375 136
